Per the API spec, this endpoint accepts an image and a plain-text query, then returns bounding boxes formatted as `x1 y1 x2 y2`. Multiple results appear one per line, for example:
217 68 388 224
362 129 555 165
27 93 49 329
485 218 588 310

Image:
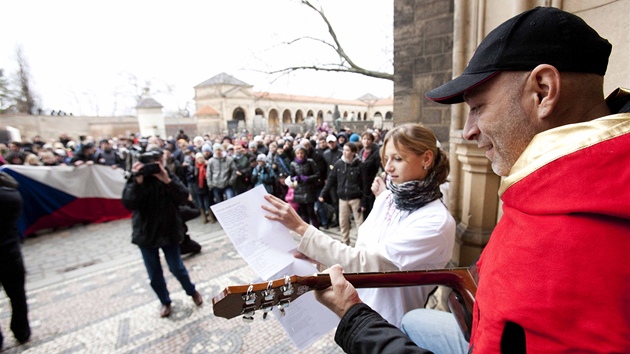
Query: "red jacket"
471 114 630 353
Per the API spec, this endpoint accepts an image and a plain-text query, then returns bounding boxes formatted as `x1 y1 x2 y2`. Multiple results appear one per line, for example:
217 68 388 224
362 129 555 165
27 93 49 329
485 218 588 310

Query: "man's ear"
526 64 561 120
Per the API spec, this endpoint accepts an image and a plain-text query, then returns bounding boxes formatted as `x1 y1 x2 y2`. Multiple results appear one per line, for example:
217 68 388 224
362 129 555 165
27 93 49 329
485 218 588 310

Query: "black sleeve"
164 173 190 205
335 303 433 354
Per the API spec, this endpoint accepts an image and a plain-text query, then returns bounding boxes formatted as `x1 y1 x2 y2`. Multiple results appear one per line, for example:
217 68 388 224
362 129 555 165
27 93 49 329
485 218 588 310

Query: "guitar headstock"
212 275 317 321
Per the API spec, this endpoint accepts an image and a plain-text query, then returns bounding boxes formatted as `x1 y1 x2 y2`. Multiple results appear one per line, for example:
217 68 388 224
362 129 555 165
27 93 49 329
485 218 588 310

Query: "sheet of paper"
211 185 297 280
211 185 338 349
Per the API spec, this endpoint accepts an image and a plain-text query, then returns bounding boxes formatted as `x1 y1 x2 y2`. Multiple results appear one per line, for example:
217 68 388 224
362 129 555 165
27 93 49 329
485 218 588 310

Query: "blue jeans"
401 309 469 354
139 243 196 305
193 190 213 213
212 187 235 203
314 187 328 226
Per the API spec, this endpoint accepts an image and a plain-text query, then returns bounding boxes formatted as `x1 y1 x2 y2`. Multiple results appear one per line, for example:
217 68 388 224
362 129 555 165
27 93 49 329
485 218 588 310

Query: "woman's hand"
371 173 387 197
293 251 319 265
262 194 310 236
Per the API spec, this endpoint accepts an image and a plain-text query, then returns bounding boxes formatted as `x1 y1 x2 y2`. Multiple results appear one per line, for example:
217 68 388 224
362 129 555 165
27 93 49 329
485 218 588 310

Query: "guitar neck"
298 268 476 294
212 268 477 321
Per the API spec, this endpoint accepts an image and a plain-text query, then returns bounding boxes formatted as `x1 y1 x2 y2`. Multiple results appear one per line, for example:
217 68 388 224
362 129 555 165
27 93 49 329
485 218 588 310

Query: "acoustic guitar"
213 267 477 340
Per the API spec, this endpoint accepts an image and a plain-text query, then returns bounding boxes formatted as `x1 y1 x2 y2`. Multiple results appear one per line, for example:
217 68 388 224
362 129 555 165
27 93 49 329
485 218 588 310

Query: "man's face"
317 139 327 149
342 145 355 161
462 72 538 176
234 145 243 155
327 141 337 150
361 136 373 149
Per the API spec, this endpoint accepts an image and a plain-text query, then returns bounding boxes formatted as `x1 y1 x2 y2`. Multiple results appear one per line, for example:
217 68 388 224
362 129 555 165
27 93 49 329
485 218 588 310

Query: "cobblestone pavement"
0 215 357 353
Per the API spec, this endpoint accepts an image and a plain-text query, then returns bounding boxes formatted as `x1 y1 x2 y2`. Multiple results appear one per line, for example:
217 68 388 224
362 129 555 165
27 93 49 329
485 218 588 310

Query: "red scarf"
196 162 206 188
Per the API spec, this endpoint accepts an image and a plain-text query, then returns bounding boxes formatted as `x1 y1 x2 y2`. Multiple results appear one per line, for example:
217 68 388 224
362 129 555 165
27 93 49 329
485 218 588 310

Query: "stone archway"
282 109 292 124
233 107 246 123
295 110 304 123
269 109 279 134
317 110 324 126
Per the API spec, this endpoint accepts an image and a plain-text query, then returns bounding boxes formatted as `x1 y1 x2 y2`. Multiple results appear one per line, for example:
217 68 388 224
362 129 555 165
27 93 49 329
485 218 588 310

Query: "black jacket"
321 156 365 204
0 182 23 246
335 303 433 354
121 172 188 247
359 146 381 182
289 158 319 204
323 147 342 177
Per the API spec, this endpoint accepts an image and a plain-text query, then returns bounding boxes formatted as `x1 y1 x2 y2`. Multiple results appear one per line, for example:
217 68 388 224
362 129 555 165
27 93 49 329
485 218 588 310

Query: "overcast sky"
0 0 393 116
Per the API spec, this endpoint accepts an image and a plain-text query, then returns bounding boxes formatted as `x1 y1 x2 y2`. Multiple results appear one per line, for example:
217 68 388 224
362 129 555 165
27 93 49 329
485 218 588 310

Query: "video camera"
122 138 165 178
137 150 162 176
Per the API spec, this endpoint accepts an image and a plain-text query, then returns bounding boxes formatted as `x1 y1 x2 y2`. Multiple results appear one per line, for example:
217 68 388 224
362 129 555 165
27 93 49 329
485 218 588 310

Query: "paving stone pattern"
0 216 356 353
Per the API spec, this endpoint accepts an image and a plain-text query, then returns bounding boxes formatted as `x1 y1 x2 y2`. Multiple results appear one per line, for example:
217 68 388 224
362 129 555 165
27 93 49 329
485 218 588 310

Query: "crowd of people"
0 126 388 237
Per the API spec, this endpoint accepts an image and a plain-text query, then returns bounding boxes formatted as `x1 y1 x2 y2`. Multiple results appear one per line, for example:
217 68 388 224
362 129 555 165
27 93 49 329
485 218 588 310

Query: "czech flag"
0 164 131 237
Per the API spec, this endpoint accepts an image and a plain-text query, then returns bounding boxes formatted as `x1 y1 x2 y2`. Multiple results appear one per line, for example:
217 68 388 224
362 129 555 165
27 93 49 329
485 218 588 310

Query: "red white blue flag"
0 164 130 237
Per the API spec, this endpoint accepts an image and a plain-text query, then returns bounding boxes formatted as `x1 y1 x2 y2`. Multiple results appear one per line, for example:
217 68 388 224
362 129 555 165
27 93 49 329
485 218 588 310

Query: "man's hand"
152 163 171 184
131 161 144 184
314 265 363 318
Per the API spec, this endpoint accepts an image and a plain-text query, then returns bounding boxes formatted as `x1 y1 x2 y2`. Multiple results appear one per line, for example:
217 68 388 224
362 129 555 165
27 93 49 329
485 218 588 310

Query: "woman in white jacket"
262 123 456 327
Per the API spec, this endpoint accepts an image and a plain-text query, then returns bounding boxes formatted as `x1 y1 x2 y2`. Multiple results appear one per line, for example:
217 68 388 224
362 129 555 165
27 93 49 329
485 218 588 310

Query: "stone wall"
393 0 454 147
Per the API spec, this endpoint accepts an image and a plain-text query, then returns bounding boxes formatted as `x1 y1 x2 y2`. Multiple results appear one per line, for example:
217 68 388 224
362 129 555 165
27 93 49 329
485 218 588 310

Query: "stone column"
447 0 504 266
453 140 501 265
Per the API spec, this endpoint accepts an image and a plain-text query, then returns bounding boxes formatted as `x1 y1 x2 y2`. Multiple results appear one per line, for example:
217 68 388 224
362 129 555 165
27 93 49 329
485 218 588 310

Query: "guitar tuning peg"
242 309 255 322
277 303 286 317
277 298 291 317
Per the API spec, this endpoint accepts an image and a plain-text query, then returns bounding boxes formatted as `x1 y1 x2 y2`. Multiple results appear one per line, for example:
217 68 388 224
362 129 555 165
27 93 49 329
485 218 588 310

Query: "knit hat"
349 133 360 142
201 144 212 153
212 143 223 151
256 153 267 162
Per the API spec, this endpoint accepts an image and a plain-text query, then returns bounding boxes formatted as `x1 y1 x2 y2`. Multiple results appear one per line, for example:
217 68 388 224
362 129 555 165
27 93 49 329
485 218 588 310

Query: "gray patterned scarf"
386 170 443 212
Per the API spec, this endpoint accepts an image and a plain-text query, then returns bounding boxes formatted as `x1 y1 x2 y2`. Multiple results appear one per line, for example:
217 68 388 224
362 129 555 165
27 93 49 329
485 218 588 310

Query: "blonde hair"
24 153 42 166
380 123 449 184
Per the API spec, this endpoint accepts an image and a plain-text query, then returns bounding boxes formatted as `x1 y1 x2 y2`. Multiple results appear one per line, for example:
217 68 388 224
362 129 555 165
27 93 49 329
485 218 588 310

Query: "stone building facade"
0 73 393 142
193 72 393 135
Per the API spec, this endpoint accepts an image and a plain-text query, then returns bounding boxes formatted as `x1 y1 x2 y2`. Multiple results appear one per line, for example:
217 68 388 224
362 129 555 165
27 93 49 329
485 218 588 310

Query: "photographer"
121 148 203 318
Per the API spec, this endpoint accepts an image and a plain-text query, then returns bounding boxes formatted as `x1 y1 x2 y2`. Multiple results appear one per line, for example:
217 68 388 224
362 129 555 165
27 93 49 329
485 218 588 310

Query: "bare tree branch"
268 0 393 82
267 65 393 80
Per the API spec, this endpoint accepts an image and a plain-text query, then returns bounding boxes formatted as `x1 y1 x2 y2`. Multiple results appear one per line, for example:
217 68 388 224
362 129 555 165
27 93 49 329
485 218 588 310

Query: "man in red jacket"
313 7 630 354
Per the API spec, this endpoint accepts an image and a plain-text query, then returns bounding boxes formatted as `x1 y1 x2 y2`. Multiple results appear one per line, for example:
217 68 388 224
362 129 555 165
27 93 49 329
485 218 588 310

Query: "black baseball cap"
426 7 612 104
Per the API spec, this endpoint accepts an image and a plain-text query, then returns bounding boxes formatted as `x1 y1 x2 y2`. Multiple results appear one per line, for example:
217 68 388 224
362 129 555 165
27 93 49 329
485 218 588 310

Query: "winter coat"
289 158 319 204
252 163 275 194
321 155 365 204
232 153 253 193
186 161 209 196
272 152 292 177
206 156 237 189
359 146 382 197
121 172 188 247
323 147 342 177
